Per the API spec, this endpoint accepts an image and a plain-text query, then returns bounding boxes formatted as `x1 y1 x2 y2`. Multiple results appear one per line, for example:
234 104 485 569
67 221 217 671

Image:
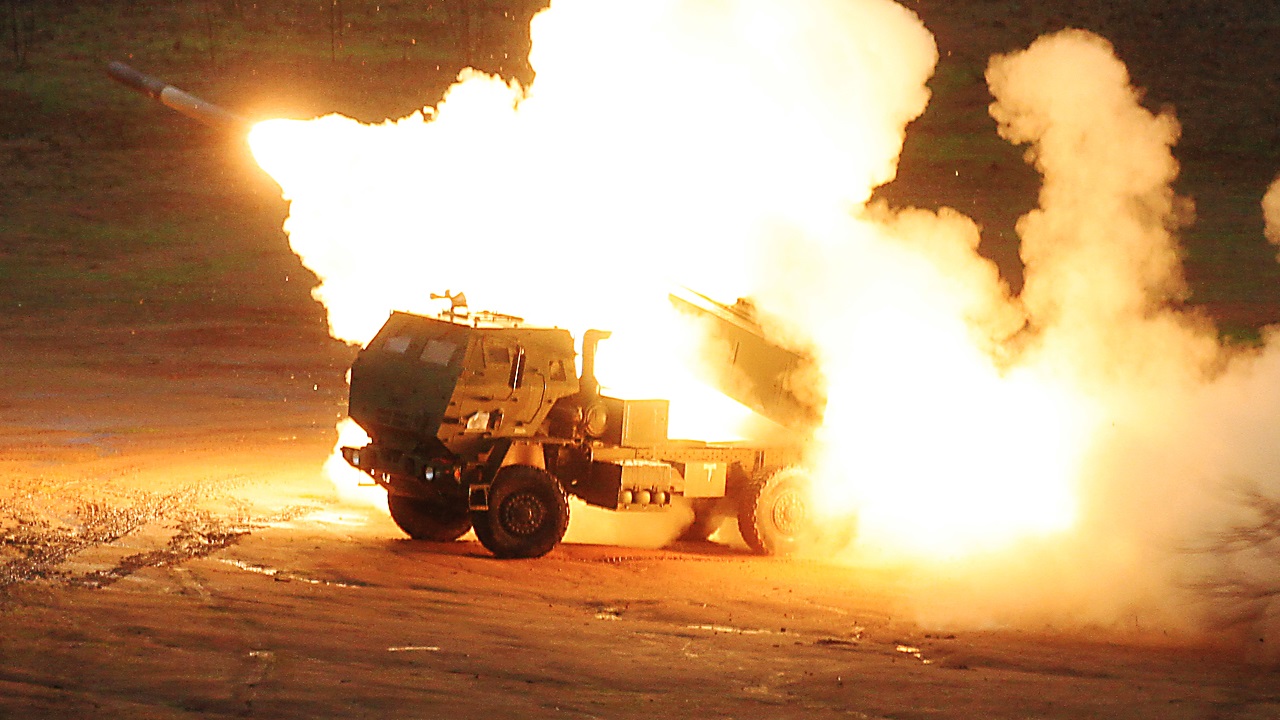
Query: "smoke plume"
895 29 1280 653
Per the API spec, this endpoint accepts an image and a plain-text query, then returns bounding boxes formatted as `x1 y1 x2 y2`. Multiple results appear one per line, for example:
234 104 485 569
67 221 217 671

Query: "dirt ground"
1 322 1277 719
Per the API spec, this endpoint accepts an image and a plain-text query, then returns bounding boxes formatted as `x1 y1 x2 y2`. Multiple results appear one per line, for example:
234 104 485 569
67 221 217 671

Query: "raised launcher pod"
106 61 250 131
669 288 826 430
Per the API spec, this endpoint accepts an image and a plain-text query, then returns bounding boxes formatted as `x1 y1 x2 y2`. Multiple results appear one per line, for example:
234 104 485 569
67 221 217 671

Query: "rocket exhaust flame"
247 1 1280 648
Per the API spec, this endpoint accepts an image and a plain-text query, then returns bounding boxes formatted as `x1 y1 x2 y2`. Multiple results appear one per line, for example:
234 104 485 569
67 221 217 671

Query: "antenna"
430 290 469 322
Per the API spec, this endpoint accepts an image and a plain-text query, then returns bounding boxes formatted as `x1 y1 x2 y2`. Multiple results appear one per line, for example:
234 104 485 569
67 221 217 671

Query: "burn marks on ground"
0 479 314 591
73 513 255 590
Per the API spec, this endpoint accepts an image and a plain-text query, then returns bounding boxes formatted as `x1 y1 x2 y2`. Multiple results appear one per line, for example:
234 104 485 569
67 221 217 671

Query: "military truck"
342 290 829 558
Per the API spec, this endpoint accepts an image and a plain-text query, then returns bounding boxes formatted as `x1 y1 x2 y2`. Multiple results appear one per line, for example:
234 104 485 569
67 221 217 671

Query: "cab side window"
548 359 568 382
485 344 511 368
383 335 413 354
420 339 458 366
460 338 515 387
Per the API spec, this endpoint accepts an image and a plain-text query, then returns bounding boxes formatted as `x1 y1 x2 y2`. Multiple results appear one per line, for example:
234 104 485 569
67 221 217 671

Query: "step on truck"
342 290 833 558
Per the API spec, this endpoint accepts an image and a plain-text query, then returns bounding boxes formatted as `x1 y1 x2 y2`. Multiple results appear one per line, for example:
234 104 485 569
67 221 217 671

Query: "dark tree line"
4 0 35 69
3 1 545 75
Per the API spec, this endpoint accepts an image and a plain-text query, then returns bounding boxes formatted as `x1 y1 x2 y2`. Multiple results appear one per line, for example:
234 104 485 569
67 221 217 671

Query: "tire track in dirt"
0 477 313 589
0 481 226 588
73 506 314 589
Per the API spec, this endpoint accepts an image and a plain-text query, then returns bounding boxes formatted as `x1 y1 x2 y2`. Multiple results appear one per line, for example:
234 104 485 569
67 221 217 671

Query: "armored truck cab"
349 311 580 470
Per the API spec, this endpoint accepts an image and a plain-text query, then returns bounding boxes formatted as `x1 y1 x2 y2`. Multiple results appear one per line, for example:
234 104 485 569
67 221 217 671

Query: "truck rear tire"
738 467 811 556
472 465 570 559
387 494 473 542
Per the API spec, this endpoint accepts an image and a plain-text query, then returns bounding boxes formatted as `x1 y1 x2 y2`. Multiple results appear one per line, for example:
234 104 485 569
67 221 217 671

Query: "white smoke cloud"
890 29 1280 654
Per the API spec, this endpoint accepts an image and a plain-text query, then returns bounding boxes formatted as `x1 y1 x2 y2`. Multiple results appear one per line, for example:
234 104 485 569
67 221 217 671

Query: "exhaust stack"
580 329 612 399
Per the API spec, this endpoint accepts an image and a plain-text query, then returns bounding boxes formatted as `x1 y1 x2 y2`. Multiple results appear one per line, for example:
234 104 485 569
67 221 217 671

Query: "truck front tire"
472 465 570 559
387 494 473 542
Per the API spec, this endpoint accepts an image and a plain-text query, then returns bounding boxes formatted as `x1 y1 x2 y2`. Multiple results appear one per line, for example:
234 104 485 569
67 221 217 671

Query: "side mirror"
508 346 526 390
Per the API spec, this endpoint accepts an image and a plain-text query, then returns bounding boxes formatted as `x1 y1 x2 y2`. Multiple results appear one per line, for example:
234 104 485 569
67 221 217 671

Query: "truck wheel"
472 465 569 559
387 494 473 542
738 467 812 555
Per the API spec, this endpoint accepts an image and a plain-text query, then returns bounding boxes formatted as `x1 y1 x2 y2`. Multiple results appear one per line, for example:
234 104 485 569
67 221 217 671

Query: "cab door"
456 337 541 434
